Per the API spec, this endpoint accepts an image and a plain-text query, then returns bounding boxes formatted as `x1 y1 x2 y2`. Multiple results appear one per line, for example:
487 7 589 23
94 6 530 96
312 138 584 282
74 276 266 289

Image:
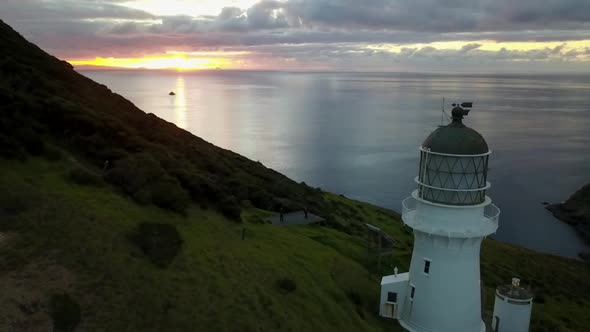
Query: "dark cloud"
284 0 590 32
246 0 292 29
1 0 155 21
461 43 482 52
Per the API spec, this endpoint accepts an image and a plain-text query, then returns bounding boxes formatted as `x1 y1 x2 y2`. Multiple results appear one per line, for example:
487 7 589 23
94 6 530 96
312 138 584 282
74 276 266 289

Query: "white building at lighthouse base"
379 272 409 320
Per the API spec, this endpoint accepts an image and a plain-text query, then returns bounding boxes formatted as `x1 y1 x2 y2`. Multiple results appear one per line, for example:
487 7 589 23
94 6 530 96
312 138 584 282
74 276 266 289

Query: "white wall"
380 273 409 319
401 230 486 332
492 294 533 332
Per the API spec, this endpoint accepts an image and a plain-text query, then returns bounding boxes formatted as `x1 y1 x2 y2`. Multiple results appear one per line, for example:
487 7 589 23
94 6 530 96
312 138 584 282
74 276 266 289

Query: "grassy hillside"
0 156 403 332
0 19 589 332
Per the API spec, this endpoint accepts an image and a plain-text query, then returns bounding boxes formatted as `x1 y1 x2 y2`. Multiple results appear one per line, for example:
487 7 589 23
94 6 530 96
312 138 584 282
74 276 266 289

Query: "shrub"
132 187 152 205
174 172 207 201
149 177 190 213
346 290 362 306
15 127 44 156
43 144 62 161
97 147 128 162
534 293 546 304
68 167 102 186
106 154 191 212
130 222 183 268
219 196 242 222
106 153 164 195
250 190 274 210
277 278 297 293
175 172 224 203
75 133 106 157
49 293 81 332
0 191 30 216
0 134 26 160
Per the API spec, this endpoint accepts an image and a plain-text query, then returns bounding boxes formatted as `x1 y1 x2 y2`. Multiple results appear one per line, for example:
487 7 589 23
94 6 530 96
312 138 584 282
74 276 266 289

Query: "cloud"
461 43 482 52
1 0 155 21
1 0 590 71
284 0 590 32
246 1 292 29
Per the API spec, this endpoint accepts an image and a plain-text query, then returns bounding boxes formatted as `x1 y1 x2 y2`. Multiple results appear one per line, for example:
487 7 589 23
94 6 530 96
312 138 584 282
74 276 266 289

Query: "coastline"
545 183 590 259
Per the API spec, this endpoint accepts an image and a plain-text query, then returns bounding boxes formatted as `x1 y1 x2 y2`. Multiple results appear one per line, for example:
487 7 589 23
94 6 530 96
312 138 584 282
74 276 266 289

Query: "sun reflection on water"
174 76 187 130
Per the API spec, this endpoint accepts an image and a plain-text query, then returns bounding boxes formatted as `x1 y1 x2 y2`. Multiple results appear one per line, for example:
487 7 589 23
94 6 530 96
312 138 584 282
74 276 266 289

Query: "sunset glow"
68 54 234 70
367 40 590 56
6 0 590 72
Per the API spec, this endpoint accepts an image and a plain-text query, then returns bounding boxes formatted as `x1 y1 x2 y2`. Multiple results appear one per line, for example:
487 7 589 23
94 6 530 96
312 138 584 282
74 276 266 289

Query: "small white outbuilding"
492 278 534 332
379 271 409 319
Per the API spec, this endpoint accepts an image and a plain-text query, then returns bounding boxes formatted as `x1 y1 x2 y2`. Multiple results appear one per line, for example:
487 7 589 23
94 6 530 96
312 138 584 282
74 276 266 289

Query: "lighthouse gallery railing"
401 196 500 226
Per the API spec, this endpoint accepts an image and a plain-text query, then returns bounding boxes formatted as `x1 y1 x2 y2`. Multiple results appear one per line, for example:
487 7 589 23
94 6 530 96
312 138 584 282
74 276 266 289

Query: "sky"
1 0 590 72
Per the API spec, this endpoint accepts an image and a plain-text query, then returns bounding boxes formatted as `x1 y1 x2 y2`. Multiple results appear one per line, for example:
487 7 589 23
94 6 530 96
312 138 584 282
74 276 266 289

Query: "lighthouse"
379 104 500 332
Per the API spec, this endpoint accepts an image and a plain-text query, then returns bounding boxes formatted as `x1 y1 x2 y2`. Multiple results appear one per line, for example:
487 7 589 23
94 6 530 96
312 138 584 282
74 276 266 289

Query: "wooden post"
367 227 372 279
367 228 371 258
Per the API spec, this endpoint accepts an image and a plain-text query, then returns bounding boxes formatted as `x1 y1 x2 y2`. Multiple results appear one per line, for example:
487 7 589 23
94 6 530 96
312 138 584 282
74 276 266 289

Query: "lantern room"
416 104 490 206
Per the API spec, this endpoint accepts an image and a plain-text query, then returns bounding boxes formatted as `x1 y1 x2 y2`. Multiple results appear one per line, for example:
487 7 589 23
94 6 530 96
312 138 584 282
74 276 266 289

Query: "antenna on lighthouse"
440 97 445 126
439 97 451 126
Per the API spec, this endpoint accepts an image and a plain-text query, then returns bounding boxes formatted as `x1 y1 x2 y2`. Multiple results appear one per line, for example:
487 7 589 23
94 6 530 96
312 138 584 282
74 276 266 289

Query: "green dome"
422 116 489 155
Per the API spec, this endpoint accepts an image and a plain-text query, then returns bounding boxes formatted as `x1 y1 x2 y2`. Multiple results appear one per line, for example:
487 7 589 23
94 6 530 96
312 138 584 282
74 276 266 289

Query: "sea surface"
83 70 590 258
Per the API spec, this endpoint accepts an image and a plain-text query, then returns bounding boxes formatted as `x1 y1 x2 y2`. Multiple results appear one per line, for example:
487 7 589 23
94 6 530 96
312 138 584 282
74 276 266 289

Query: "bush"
0 134 26 160
15 127 44 156
250 190 274 210
106 154 190 212
149 177 190 213
132 187 152 205
43 144 62 161
533 293 546 304
277 278 297 293
219 196 242 222
68 167 102 186
174 172 206 201
0 191 30 216
130 222 183 268
98 147 128 162
346 290 362 306
106 153 164 195
49 293 81 332
74 133 106 157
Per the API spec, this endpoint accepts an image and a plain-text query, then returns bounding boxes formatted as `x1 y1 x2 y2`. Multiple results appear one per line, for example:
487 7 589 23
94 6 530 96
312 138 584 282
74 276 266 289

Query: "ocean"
82 70 590 258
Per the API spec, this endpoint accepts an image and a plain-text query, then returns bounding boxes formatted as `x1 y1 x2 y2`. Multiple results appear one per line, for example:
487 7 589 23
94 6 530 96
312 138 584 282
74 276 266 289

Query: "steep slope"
0 19 589 332
0 19 337 221
547 184 590 244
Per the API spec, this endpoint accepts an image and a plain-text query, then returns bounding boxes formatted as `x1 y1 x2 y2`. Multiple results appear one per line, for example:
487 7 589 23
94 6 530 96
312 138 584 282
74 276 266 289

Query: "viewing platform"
266 211 324 225
401 194 500 237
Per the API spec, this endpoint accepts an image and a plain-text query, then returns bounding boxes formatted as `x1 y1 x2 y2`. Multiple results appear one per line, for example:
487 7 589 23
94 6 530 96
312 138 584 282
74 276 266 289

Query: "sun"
68 54 232 70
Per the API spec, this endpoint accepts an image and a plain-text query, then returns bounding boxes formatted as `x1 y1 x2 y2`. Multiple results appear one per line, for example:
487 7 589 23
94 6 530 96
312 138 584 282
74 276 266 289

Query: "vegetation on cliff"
547 184 590 256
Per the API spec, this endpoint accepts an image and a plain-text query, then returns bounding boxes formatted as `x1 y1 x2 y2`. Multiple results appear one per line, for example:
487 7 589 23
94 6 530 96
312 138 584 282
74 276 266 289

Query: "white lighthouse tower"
379 104 500 332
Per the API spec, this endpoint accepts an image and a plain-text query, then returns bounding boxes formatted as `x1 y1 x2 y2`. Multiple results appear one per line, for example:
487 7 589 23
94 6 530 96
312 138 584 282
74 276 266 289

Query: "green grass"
1 155 589 332
0 156 402 331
